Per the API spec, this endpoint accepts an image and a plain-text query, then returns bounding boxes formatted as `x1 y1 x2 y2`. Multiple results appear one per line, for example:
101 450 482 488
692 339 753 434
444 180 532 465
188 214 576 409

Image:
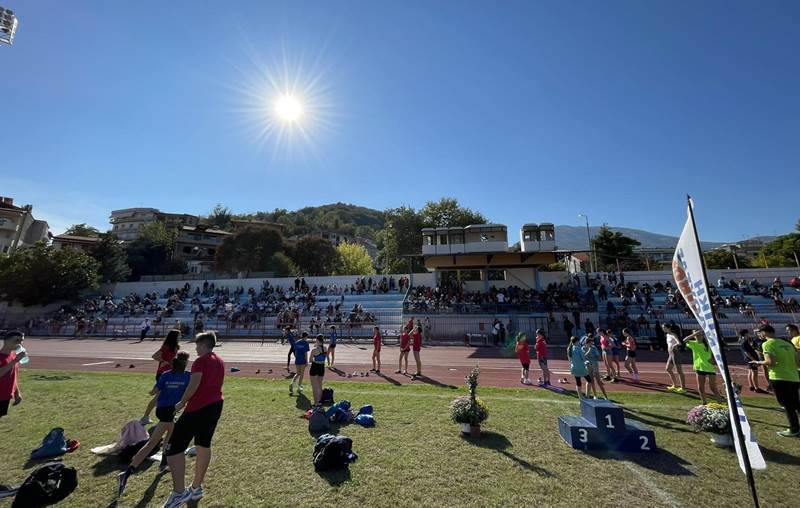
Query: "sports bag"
320 388 334 405
30 428 68 460
308 406 331 434
12 462 77 507
313 434 357 472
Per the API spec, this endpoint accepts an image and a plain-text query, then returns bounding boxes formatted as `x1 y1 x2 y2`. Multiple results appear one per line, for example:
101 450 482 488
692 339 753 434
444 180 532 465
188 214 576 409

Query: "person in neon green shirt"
788 324 800 375
754 324 800 437
682 330 722 405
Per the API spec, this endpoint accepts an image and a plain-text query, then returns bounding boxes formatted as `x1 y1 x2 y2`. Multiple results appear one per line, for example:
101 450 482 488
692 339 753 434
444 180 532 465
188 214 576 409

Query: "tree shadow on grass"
587 447 695 476
316 467 351 486
461 431 556 478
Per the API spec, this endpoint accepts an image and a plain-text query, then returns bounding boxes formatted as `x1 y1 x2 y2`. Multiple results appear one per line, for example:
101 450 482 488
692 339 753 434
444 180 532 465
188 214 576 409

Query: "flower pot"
461 423 471 435
710 432 733 447
470 424 481 438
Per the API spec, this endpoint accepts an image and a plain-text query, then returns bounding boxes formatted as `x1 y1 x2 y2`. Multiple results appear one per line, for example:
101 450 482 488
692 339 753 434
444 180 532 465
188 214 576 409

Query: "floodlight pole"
579 214 593 273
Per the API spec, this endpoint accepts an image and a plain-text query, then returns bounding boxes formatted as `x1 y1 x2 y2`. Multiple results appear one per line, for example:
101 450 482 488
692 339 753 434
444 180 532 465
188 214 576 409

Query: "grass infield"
1 370 799 507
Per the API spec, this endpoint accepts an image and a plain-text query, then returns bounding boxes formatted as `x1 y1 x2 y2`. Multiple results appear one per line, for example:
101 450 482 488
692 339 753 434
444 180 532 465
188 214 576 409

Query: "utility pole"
578 214 593 273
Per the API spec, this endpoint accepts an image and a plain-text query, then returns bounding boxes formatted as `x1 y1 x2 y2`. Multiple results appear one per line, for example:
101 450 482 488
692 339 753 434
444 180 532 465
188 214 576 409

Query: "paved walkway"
19 337 768 396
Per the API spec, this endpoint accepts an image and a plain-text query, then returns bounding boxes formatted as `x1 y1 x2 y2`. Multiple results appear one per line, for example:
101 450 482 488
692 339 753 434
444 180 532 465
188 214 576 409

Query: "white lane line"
81 361 114 366
623 462 681 508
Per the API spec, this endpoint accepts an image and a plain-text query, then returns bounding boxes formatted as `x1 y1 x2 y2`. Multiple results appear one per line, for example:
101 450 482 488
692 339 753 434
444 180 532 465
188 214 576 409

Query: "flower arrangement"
450 366 489 426
686 403 731 434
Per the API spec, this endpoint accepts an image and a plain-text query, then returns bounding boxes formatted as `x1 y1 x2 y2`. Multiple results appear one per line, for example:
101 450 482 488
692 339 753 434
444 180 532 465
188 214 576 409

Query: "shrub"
450 366 489 425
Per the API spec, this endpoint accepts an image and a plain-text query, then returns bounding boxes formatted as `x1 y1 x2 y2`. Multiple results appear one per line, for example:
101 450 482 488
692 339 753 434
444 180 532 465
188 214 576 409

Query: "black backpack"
313 434 357 472
320 388 334 405
308 407 331 435
12 462 78 508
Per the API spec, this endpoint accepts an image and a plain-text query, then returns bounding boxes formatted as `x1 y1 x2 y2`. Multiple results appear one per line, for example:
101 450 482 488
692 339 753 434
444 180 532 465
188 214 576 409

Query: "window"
543 231 554 241
488 269 506 281
450 234 464 244
480 234 488 242
459 270 482 281
208 248 215 256
183 246 192 254
424 235 434 246
439 235 448 245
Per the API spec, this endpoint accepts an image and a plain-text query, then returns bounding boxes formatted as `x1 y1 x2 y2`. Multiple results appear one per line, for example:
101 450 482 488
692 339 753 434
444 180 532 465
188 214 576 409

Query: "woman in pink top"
622 328 639 382
599 331 616 381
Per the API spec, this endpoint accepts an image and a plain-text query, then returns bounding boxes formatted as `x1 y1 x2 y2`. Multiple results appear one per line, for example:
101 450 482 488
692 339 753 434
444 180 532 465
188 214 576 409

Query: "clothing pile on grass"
303 389 376 428
90 420 165 464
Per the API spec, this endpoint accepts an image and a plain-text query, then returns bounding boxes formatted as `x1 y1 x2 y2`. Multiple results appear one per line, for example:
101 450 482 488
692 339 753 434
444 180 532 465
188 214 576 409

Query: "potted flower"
686 403 732 447
450 366 489 437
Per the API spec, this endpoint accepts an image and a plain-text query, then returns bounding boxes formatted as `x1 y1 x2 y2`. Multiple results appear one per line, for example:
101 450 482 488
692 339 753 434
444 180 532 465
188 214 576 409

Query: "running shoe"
777 429 800 438
161 489 191 508
666 385 676 392
674 387 687 394
189 486 204 501
117 469 132 497
298 386 303 393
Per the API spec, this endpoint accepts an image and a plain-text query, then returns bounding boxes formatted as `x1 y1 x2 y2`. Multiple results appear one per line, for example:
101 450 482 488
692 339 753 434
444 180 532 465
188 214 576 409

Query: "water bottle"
14 345 29 365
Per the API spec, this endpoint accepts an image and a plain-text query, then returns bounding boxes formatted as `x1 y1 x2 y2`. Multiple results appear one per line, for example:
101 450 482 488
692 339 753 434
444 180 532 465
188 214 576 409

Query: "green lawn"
1 370 799 507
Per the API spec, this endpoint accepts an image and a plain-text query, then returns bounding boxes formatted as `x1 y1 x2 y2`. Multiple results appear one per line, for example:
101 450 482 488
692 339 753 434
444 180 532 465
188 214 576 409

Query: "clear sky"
1 1 798 241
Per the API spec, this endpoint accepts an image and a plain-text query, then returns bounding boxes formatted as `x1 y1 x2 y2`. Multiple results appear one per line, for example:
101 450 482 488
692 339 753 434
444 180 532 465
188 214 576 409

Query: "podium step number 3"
558 399 656 452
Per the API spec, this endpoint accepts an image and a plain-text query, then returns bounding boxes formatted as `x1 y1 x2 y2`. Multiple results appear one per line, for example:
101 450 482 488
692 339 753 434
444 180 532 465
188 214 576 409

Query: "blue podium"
558 399 656 453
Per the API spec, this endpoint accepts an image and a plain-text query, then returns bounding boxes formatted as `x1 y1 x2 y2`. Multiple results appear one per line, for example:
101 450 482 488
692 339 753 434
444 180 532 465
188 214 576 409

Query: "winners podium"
558 399 656 453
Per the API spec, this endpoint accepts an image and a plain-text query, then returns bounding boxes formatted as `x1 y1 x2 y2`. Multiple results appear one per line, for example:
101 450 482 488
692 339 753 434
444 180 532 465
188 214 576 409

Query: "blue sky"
1 1 798 241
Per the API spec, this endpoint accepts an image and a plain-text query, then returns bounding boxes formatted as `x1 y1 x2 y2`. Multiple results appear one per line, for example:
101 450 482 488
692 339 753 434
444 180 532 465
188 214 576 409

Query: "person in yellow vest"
753 324 800 437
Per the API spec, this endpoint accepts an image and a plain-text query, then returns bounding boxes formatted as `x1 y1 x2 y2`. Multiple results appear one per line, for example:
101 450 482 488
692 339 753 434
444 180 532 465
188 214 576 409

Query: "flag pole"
686 195 760 507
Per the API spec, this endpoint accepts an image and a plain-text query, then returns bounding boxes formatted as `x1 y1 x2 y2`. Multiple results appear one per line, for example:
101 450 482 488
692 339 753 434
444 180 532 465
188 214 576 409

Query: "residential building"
0 196 50 253
174 224 231 273
110 207 199 241
51 234 101 252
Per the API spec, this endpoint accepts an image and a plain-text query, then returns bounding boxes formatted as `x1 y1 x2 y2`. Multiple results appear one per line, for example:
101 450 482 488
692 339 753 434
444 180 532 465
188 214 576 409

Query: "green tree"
377 206 426 273
335 242 375 275
88 234 132 283
125 223 184 280
756 231 800 268
269 252 301 277
592 225 643 271
214 226 284 273
64 223 101 237
703 249 752 269
290 237 341 275
419 197 487 228
207 204 233 231
0 242 99 305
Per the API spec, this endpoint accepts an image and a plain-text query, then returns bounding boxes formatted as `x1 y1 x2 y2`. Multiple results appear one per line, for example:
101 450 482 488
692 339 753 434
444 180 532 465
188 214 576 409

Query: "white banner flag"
673 204 766 473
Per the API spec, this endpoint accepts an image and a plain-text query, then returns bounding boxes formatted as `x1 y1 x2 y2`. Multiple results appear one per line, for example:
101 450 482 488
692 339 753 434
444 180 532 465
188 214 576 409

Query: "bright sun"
274 94 303 122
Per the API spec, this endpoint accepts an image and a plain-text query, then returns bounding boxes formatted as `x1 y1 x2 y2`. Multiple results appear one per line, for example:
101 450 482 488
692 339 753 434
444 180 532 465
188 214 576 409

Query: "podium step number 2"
559 399 656 453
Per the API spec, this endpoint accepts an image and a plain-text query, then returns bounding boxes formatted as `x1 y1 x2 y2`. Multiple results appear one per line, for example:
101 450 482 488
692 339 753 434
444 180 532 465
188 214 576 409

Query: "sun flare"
274 94 304 123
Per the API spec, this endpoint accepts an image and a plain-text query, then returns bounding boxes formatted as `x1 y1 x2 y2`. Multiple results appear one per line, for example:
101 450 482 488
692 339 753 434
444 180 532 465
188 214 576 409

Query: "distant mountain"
554 225 727 251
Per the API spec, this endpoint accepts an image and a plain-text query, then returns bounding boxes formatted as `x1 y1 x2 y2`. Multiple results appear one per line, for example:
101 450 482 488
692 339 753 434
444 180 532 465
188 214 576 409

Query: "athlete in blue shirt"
289 332 310 396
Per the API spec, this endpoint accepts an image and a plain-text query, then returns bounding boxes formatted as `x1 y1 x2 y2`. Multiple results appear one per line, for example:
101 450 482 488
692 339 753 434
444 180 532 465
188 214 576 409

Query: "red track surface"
20 337 770 397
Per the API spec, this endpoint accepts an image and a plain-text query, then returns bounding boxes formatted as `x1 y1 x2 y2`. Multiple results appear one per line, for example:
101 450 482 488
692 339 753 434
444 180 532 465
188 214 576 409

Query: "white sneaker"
189 486 204 501
161 489 191 508
298 385 303 393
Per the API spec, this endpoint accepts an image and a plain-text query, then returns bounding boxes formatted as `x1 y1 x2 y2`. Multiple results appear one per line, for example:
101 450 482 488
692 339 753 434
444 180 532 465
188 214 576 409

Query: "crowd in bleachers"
404 281 597 314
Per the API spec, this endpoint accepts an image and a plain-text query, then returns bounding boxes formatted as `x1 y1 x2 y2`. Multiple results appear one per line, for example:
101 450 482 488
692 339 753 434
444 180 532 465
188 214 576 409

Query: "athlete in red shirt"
371 326 382 374
535 330 551 386
396 326 411 375
514 333 531 385
411 326 423 378
0 330 25 418
163 331 225 507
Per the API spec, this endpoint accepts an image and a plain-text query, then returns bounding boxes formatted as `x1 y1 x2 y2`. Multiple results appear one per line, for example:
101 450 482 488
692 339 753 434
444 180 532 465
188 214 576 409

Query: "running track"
19 337 769 396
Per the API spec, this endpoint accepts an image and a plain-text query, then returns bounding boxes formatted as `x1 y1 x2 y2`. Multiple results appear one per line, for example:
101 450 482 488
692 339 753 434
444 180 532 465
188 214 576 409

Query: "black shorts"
328 344 337 349
697 371 716 376
0 399 9 418
310 363 325 377
574 375 591 386
156 405 176 423
627 350 637 358
166 400 223 455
